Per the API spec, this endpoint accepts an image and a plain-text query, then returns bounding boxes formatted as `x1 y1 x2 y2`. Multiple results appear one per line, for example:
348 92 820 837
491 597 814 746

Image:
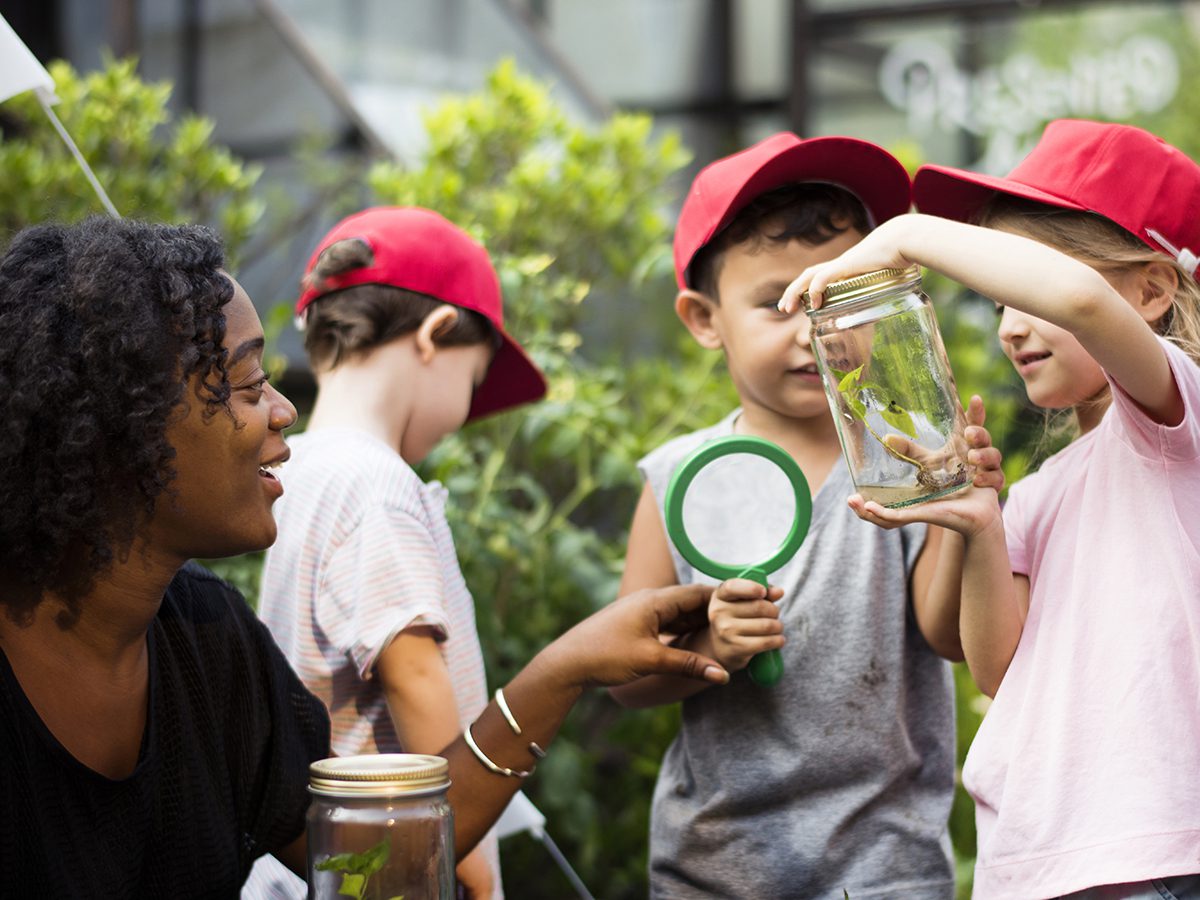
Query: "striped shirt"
244 426 498 899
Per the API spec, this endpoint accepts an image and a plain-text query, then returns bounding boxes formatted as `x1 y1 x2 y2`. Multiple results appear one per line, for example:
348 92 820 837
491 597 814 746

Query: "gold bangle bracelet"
464 722 534 778
494 687 547 760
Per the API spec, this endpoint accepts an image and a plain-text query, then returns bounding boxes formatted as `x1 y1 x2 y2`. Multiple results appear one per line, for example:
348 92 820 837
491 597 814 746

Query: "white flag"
0 13 56 105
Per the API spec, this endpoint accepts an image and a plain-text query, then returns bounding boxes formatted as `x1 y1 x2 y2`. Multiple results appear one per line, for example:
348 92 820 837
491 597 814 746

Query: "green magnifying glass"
664 435 812 687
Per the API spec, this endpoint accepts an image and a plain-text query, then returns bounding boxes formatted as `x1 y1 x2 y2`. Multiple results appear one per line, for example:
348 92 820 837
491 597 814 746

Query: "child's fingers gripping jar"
806 265 974 508
307 754 455 899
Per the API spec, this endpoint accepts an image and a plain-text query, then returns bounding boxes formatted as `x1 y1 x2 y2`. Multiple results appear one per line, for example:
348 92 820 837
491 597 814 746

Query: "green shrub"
0 57 263 260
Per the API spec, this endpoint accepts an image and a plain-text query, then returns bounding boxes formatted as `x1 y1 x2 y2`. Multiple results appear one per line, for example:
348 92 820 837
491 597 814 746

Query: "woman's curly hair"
0 217 235 621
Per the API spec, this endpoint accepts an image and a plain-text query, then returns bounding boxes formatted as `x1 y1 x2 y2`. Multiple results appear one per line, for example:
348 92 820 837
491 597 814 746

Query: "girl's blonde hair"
977 196 1200 366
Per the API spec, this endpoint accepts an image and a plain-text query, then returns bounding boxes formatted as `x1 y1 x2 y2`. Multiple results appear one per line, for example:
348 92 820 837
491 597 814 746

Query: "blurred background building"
0 0 1191 357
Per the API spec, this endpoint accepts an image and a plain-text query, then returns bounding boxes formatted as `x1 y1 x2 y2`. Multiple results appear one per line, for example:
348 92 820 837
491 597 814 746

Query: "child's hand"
849 481 1002 538
962 394 1004 494
778 215 919 313
847 395 1005 537
708 578 786 673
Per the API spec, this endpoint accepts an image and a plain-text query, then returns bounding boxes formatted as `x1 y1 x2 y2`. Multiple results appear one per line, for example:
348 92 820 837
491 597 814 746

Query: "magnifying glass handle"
739 566 783 687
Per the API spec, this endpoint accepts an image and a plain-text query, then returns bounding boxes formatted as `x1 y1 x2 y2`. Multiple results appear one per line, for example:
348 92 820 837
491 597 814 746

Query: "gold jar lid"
309 754 450 797
805 264 921 309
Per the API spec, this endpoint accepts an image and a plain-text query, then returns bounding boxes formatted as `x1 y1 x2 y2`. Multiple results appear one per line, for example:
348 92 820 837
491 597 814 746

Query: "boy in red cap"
783 119 1200 898
612 133 1000 898
245 207 546 900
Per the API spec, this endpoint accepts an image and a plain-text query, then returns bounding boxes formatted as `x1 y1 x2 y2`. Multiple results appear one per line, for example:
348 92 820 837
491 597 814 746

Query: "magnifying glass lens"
681 454 798 568
664 435 813 689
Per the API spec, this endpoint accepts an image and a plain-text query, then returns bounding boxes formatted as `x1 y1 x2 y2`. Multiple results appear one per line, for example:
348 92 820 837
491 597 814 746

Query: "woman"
0 218 730 897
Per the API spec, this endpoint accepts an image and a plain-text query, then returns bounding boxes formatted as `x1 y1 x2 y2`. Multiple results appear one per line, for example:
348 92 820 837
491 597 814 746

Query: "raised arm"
780 213 1182 425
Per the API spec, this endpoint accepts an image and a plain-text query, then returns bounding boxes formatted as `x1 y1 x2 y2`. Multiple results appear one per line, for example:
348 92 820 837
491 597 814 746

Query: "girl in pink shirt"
779 120 1200 899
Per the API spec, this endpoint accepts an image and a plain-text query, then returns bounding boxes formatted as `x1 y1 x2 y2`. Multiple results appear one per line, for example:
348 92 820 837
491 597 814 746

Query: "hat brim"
467 330 547 421
730 136 913 229
681 136 912 289
913 164 1089 224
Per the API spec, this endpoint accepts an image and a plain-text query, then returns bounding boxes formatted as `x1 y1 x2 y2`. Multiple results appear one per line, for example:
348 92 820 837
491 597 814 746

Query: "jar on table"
307 754 454 900
806 265 973 508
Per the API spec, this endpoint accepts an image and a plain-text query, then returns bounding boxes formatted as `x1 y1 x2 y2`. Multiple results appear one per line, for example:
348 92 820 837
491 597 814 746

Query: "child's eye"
993 304 1005 318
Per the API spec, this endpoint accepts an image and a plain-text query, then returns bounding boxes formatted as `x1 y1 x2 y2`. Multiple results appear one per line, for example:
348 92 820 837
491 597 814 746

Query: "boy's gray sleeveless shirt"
641 410 955 900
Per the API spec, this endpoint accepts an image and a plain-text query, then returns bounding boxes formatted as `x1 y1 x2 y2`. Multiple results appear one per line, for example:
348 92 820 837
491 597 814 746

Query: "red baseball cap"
673 132 913 290
296 207 546 421
914 119 1200 277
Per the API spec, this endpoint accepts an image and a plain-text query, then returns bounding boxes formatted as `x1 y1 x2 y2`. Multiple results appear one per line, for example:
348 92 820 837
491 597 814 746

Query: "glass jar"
307 754 454 900
807 265 973 508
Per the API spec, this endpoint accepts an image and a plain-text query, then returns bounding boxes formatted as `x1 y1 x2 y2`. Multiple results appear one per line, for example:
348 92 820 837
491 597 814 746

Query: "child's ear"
675 289 723 350
1138 261 1179 328
414 305 460 363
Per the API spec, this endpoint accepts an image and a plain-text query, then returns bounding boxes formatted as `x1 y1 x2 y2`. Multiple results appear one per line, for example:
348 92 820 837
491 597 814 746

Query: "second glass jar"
807 265 973 508
306 753 455 900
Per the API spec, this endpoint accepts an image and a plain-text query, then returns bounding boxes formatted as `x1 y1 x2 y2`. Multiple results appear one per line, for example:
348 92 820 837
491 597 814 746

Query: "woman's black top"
0 562 332 898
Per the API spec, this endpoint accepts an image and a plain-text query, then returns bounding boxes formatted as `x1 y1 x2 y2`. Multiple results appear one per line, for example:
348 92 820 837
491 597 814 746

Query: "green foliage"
0 57 263 261
314 839 402 900
367 60 689 288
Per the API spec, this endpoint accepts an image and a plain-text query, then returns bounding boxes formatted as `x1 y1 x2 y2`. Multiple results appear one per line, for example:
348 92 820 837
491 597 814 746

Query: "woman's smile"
258 448 289 498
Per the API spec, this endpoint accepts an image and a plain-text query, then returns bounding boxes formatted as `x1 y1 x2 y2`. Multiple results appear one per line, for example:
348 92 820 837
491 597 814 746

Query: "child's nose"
794 314 813 348
997 307 1030 343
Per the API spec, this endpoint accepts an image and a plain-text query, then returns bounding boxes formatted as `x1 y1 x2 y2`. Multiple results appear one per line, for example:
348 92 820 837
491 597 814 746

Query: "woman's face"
146 274 296 562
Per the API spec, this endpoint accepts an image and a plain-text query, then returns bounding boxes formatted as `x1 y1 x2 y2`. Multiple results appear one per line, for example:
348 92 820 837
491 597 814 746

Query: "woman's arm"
781 213 1182 424
444 582 727 858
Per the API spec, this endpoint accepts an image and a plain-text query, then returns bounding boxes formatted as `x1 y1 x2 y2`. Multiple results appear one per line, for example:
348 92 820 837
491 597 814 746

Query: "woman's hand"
707 578 785 672
537 583 730 691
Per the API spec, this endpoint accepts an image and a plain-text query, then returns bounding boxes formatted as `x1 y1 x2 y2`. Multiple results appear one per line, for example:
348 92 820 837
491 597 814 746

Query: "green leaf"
880 401 918 439
845 393 867 422
315 852 359 872
314 838 390 888
357 838 391 876
836 364 865 393
337 873 366 899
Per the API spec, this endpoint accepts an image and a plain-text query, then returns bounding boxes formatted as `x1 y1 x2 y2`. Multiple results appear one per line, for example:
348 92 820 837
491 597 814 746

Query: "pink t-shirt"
965 337 1200 898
